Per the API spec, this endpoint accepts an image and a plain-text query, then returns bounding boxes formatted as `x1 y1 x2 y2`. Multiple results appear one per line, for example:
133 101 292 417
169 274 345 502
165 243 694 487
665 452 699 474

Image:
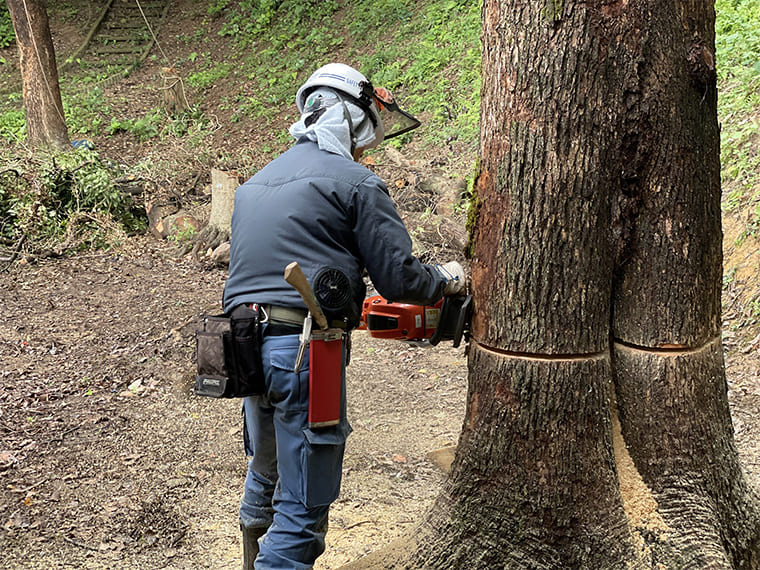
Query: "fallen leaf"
0 451 16 469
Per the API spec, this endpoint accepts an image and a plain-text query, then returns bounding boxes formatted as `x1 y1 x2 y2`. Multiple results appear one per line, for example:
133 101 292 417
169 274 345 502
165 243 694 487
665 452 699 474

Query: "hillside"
0 2 479 568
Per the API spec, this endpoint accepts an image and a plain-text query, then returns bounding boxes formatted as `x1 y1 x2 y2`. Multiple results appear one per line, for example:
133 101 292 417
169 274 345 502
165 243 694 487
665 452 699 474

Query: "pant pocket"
301 423 351 507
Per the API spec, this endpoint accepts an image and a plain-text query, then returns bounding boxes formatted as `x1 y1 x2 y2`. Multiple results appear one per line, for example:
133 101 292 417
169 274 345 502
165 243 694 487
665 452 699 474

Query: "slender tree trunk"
190 169 239 257
343 0 760 568
7 0 69 151
208 168 238 235
611 1 760 567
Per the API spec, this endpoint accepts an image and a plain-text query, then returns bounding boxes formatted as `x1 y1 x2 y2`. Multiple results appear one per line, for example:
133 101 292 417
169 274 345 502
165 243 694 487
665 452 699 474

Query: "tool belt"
194 303 351 400
260 304 349 330
259 304 308 335
261 304 308 327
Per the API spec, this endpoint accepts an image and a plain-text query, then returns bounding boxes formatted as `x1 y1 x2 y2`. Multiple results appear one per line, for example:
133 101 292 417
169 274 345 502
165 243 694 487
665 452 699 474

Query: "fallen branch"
336 518 416 531
0 168 21 179
54 425 82 444
63 534 99 551
0 235 26 271
169 528 187 548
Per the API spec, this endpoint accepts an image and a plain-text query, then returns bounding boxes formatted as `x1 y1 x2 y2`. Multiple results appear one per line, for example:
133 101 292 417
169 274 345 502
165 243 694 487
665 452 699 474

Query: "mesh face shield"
297 76 421 146
358 82 421 140
371 86 421 139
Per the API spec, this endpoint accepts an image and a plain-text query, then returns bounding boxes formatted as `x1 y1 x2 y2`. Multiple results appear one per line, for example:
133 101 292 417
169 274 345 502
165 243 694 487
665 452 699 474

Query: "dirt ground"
0 236 471 570
1 5 474 565
2 1 760 568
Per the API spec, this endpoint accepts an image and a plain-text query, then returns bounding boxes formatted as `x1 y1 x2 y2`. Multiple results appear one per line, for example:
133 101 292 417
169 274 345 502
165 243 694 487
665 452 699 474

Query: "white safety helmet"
295 63 420 148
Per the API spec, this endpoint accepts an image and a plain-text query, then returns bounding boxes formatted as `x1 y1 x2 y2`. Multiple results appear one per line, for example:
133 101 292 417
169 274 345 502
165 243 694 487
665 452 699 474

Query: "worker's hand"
436 261 466 295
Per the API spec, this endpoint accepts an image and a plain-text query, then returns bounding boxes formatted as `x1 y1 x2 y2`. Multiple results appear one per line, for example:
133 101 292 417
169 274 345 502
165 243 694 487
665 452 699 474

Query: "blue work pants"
240 327 350 569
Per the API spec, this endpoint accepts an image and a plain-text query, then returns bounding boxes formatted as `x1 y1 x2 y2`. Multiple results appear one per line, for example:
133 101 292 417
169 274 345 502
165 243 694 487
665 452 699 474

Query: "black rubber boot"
241 523 268 570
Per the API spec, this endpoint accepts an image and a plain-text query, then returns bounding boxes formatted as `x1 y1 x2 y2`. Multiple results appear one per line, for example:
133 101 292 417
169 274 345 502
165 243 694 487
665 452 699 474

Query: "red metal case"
308 329 344 428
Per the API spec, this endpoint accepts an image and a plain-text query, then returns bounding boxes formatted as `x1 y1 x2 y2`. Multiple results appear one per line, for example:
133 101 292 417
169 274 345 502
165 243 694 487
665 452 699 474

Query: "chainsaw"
358 294 473 348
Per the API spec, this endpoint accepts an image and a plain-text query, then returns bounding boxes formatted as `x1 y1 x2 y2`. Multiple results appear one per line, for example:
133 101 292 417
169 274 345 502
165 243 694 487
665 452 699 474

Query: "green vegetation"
63 88 110 136
1 1 480 153
218 0 288 39
206 0 479 147
0 3 14 50
716 0 760 224
347 0 481 146
186 62 234 90
0 0 758 258
0 104 25 143
168 223 198 244
0 149 145 250
107 111 163 141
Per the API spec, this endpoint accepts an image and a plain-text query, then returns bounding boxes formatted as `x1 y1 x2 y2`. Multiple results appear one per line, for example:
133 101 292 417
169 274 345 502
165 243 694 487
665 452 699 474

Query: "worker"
222 62 466 570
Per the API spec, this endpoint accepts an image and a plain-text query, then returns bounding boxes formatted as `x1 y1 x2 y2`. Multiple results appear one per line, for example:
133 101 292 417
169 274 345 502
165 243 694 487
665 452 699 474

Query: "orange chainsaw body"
358 295 442 340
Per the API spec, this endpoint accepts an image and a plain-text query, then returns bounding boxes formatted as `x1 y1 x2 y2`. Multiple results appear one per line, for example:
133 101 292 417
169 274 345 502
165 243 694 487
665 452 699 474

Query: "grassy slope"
716 0 760 215
0 0 481 166
715 0 760 333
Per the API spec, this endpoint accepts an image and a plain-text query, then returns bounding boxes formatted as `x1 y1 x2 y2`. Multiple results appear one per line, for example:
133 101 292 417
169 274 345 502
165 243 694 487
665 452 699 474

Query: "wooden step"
104 22 148 29
91 45 143 54
96 35 145 42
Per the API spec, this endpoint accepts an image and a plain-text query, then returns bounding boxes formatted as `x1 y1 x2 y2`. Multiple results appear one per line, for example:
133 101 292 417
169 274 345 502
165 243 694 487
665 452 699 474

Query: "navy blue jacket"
223 140 445 322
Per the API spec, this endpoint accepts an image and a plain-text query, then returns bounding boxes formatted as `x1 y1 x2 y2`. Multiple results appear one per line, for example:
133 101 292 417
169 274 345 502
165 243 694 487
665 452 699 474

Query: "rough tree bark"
610 1 760 566
161 67 190 115
344 0 759 568
6 0 69 151
391 0 643 566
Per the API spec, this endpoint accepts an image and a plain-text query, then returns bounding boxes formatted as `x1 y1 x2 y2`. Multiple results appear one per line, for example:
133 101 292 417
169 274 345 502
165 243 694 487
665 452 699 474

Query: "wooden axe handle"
284 262 329 330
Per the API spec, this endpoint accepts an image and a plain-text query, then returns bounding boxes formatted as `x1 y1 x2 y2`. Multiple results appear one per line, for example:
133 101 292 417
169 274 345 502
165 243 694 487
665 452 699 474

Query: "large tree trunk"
6 0 69 151
343 0 760 569
393 0 644 566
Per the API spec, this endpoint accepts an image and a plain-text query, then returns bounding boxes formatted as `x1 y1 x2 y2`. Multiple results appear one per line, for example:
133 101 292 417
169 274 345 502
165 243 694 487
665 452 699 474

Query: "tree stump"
191 169 239 257
161 67 190 116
